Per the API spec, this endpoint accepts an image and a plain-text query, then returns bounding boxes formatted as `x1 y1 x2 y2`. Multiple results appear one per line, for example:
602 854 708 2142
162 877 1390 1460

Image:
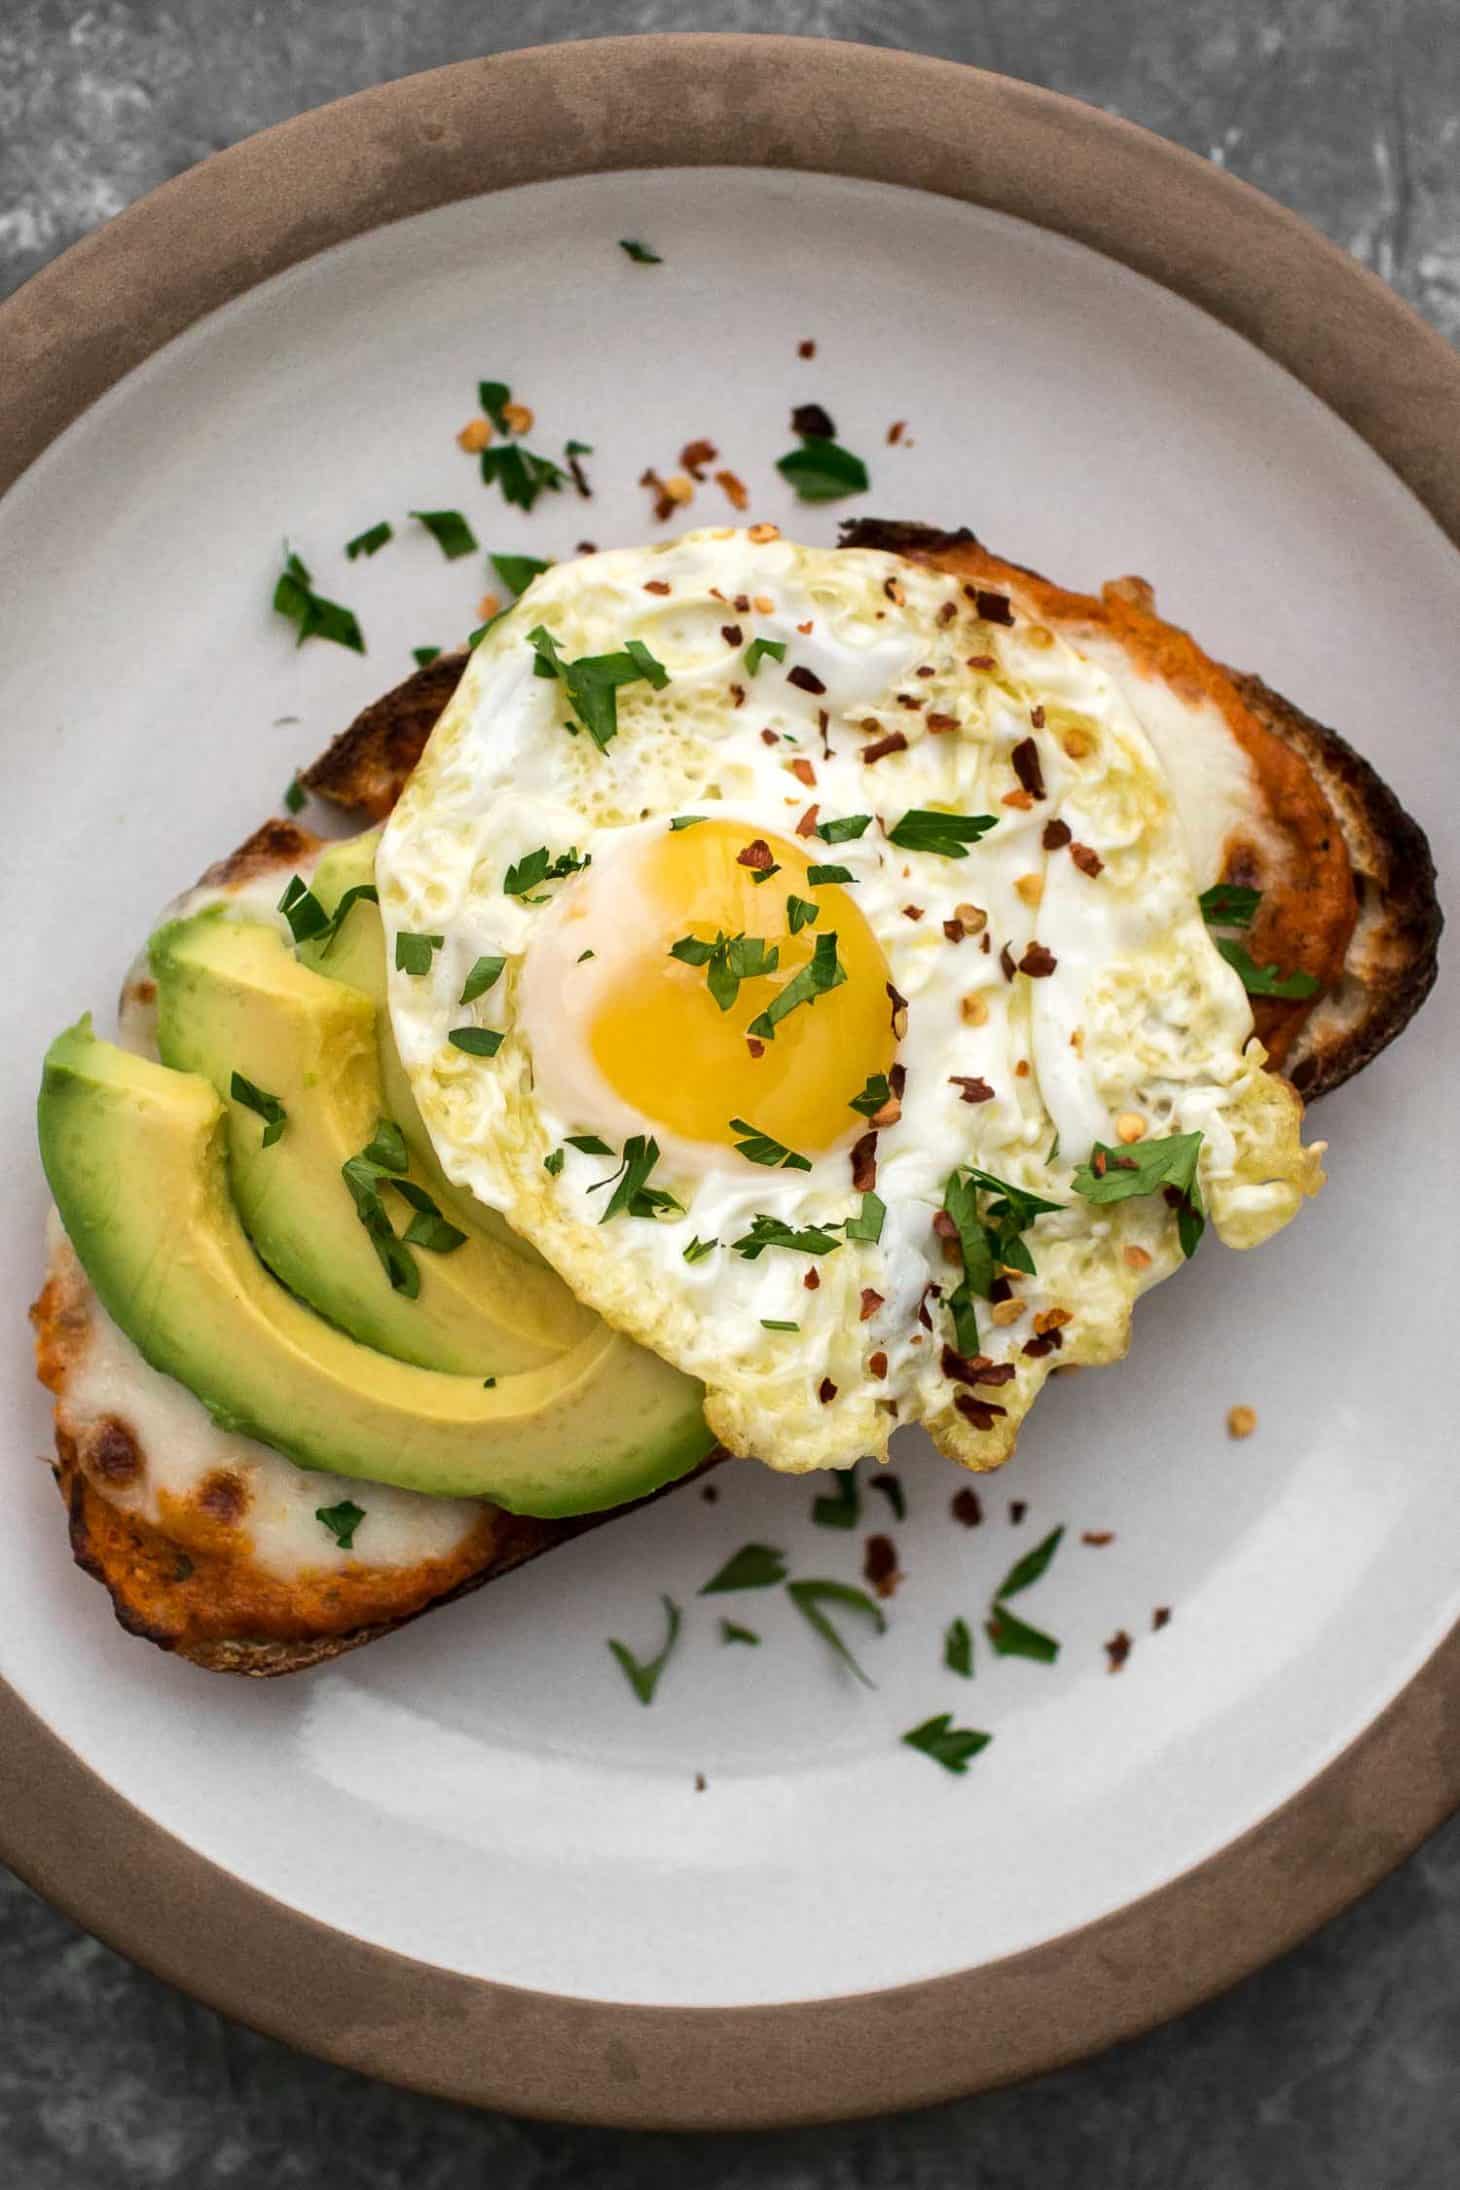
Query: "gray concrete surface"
3 2 1458 2183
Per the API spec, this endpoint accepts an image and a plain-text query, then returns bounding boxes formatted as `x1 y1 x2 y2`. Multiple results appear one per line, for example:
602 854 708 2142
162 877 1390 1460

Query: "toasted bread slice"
37 526 1441 1673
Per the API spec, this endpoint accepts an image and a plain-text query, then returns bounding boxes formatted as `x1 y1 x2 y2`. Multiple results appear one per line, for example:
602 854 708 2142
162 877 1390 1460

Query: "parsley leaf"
543 1147 565 1176
526 624 670 750
761 1318 801 1331
787 1578 886 1687
565 1133 613 1155
503 844 590 901
395 931 444 975
276 873 332 945
342 1137 419 1297
902 1712 991 1773
669 929 780 1012
811 1467 860 1529
985 1605 1060 1663
448 1027 504 1056
272 549 364 653
843 1191 886 1244
807 863 854 886
683 1235 718 1263
619 238 663 263
481 442 566 511
478 379 512 432
720 1620 760 1646
412 645 442 667
591 1135 681 1221
887 809 998 857
746 930 847 1042
995 1525 1064 1601
1216 938 1322 999
729 1117 813 1171
850 1072 892 1118
460 954 506 1004
229 1072 286 1147
670 815 706 831
786 894 819 934
815 814 872 843
776 438 871 503
608 1595 682 1705
745 637 787 676
1199 882 1261 928
730 1214 843 1260
944 1619 974 1678
1072 1131 1205 1257
316 1499 366 1549
701 1543 788 1594
490 552 550 596
283 775 306 814
942 1167 1063 1352
345 521 392 560
411 508 478 561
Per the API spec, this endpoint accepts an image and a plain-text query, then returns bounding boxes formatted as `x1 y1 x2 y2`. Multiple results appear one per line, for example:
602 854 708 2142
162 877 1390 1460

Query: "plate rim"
2 31 1457 2130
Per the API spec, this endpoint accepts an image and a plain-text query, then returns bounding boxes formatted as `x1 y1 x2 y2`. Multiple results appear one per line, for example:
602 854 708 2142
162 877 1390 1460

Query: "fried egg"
378 530 1322 1476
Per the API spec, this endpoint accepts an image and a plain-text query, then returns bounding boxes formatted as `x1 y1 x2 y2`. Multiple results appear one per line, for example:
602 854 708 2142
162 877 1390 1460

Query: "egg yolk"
588 820 896 1156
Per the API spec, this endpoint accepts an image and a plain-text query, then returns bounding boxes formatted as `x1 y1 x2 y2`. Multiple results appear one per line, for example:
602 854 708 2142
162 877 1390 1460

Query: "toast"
34 525 1442 1673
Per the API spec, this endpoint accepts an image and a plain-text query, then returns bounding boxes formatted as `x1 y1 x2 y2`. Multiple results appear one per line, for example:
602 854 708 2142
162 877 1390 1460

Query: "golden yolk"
589 820 896 1155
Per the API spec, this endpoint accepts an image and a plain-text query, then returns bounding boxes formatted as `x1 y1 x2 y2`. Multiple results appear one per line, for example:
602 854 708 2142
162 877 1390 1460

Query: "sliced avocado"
38 1022 713 1514
299 832 548 1269
149 908 593 1377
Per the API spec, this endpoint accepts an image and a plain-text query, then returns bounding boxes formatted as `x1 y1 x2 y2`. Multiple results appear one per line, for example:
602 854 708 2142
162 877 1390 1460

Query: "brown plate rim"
2 32 1457 2131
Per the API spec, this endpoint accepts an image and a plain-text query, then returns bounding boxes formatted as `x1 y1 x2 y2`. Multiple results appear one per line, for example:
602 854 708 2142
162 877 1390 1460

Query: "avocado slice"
149 908 593 1377
298 832 547 1268
38 1022 713 1513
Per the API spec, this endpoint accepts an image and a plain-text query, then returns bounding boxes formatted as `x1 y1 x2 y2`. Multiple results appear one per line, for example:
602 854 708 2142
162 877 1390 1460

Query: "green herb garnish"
1215 938 1322 1000
345 521 392 560
775 438 871 504
720 1620 760 1646
850 1072 892 1118
619 238 663 263
1073 1130 1205 1258
447 1027 504 1057
543 1148 565 1176
1198 882 1261 927
342 1132 418 1296
701 1543 788 1594
730 1214 842 1260
786 894 819 934
815 814 872 844
411 509 478 561
277 873 379 952
480 443 565 512
412 645 442 667
608 1595 682 1705
760 1318 800 1332
787 1579 886 1687
995 1525 1065 1601
985 1605 1060 1663
843 1191 886 1244
669 929 780 1011
460 954 506 1004
390 1177 467 1253
272 550 364 653
943 1619 974 1678
361 1118 409 1172
395 931 444 975
811 1467 860 1530
230 1072 286 1147
730 1118 813 1171
565 1133 613 1155
283 775 306 815
886 809 998 857
478 380 512 432
806 863 854 886
490 552 550 596
941 1167 1063 1352
746 931 846 1042
745 637 787 676
316 1499 366 1549
902 1712 991 1773
503 844 590 901
683 1235 718 1263
591 1135 681 1222
527 624 669 750
669 815 706 831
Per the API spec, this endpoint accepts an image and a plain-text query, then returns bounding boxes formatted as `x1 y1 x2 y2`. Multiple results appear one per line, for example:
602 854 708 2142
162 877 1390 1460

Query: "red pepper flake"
1011 737 1046 799
680 437 717 478
1000 943 1017 981
1042 818 1072 850
1105 1629 1133 1673
917 1283 938 1332
850 1130 879 1192
863 730 909 765
1031 704 1046 729
863 1533 901 1599
955 1393 1008 1431
1009 1500 1027 1524
941 1345 1017 1387
943 919 965 943
643 579 672 595
793 401 836 440
1070 843 1105 877
886 981 909 1039
951 1486 983 1527
926 712 958 732
638 467 677 523
966 653 995 670
715 469 749 511
818 1377 838 1405
886 420 907 445
949 1075 994 1105
884 577 906 606
730 683 746 709
1019 942 1058 978
902 904 924 922
575 539 598 554
789 756 817 786
817 707 832 759
1022 1329 1063 1358
895 692 924 710
734 594 751 613
795 804 820 837
915 664 936 679
868 1350 888 1378
1002 789 1035 811
860 1287 884 1321
760 728 779 745
798 337 817 359
804 1268 821 1291
1152 1605 1172 1631
701 1483 719 1503
1082 1529 1115 1546
890 1063 907 1098
737 838 774 870
720 622 744 647
967 586 1014 626
787 664 827 696
989 1275 1011 1304
746 1037 765 1059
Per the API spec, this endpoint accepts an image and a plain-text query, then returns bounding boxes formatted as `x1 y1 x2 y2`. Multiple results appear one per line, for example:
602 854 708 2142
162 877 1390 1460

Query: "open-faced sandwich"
33 522 1441 1673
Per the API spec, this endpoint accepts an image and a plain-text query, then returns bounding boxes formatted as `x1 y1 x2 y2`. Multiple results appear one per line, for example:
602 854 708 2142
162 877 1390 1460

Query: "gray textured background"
3 2 1458 2184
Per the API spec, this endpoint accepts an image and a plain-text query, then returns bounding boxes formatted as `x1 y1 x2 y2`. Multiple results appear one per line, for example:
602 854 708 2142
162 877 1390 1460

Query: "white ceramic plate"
2 154 1455 2041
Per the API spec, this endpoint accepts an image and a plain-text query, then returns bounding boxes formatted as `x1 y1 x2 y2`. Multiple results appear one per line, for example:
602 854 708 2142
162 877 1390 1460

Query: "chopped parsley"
942 1167 1063 1352
342 1126 419 1296
447 1026 504 1056
807 863 854 886
669 814 706 831
720 1620 760 1646
669 929 780 1011
1198 882 1262 928
1073 1130 1205 1258
480 443 566 511
590 1135 681 1222
565 1133 613 1155
277 873 379 953
744 637 787 676
395 930 444 975
412 508 478 561
786 894 819 934
746 931 846 1042
815 813 872 843
730 1214 842 1260
787 1578 885 1687
1215 938 1321 999
345 521 392 560
283 775 306 814
389 1178 466 1253
984 1605 1060 1664
490 551 550 596
683 1235 718 1263
361 1118 409 1171
751 863 782 886
902 1712 991 1773
886 809 998 858
272 550 364 654
760 1318 800 1332
868 1474 906 1522
811 1467 860 1529
619 238 662 263
730 1118 813 1171
229 1072 286 1148
850 1072 892 1118
843 1191 886 1244
412 645 443 667
943 1618 974 1678
503 844 590 901
608 1595 682 1705
995 1526 1065 1601
543 1147 565 1176
775 437 871 504
527 624 670 750
478 380 513 433
460 954 506 1004
701 1543 788 1594
315 1499 366 1550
